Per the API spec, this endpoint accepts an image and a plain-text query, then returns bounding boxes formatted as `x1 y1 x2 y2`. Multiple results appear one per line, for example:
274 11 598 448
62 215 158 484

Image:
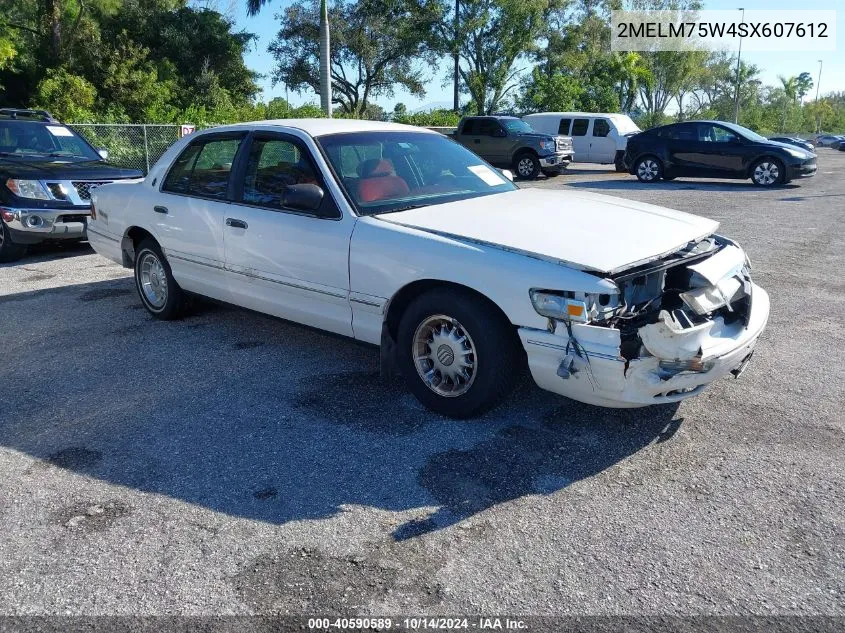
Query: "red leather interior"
357 158 410 202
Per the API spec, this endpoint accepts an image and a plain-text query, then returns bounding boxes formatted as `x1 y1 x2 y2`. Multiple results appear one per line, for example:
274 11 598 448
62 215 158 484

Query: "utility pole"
319 0 332 117
815 59 823 133
733 7 745 124
453 0 460 112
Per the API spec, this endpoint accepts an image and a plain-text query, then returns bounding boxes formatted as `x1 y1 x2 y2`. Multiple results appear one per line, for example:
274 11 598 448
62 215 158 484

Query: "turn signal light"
1 207 17 223
90 201 96 220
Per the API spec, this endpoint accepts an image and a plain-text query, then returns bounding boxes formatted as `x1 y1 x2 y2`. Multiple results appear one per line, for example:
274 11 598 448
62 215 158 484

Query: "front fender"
349 216 616 344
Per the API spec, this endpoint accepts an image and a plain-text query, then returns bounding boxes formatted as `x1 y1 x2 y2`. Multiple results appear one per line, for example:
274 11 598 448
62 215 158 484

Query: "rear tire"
514 152 540 180
635 156 663 183
0 222 27 263
397 288 521 419
133 238 187 320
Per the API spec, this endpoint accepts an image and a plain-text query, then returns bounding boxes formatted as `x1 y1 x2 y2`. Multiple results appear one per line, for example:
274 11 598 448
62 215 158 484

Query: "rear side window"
557 118 571 134
163 135 243 199
462 119 477 135
592 119 611 137
571 119 589 136
476 119 496 135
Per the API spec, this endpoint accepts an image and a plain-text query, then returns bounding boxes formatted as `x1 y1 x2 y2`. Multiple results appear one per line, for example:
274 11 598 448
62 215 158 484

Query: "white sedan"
88 119 769 418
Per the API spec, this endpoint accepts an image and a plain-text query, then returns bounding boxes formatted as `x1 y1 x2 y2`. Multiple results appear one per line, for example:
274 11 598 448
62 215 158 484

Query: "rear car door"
570 118 590 161
222 131 354 337
587 118 616 163
155 131 247 299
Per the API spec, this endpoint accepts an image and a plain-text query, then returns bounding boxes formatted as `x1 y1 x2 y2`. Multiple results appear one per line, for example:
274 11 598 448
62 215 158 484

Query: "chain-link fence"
70 124 189 174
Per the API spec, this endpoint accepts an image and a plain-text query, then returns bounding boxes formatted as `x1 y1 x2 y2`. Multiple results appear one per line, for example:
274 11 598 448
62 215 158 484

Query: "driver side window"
698 124 738 143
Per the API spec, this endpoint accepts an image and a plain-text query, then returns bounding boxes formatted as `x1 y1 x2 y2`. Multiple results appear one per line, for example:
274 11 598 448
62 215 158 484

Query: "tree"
518 67 583 113
449 0 554 115
795 71 814 104
269 0 444 116
33 67 96 120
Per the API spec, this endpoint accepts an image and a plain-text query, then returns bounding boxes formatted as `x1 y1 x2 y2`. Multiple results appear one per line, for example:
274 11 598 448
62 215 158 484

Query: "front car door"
222 131 354 337
588 118 616 163
155 131 247 299
695 123 747 175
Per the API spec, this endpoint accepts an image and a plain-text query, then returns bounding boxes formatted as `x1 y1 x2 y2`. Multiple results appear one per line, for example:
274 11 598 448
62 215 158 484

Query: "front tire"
635 156 663 183
542 169 561 178
133 238 187 319
0 222 27 263
514 152 541 180
397 288 521 419
750 158 785 186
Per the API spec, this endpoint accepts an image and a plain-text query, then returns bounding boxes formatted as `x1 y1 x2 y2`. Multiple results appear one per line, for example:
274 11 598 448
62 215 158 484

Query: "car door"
459 118 488 158
222 131 354 337
588 118 616 163
666 123 711 175
690 123 746 175
569 118 590 161
155 131 247 299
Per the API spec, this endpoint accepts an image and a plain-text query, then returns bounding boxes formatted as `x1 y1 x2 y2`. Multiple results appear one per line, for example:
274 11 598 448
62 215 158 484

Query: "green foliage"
392 109 460 126
269 0 444 116
0 0 258 123
518 68 583 113
33 68 97 121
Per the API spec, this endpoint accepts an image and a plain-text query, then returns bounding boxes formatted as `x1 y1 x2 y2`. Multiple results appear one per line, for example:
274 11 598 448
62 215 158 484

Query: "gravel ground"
0 152 843 619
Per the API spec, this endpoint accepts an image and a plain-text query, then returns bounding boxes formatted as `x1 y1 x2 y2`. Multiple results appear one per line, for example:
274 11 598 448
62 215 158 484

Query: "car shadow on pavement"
0 240 94 268
0 278 683 540
567 180 800 192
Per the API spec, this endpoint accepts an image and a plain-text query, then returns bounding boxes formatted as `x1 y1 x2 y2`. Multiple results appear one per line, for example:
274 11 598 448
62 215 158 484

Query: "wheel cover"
412 314 477 398
138 251 168 309
517 157 535 176
754 162 779 185
637 159 658 180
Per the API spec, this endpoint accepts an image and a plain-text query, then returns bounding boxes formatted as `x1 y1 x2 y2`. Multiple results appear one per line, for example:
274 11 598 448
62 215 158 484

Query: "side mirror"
499 169 514 182
492 128 507 138
97 148 109 160
283 183 324 212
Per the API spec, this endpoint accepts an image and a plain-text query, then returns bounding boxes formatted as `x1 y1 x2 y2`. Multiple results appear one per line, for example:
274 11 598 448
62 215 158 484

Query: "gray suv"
451 116 573 179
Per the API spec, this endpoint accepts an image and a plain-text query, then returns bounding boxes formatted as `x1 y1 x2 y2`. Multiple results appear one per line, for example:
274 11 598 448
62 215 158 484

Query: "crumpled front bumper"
2 207 89 244
519 283 770 408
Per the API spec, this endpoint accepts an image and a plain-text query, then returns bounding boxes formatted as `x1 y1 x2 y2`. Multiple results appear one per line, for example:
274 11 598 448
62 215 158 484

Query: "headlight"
529 289 621 324
6 179 50 200
539 140 556 151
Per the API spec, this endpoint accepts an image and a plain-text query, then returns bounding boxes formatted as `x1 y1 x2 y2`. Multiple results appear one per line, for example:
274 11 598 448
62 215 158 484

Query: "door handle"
153 206 168 214
226 218 248 229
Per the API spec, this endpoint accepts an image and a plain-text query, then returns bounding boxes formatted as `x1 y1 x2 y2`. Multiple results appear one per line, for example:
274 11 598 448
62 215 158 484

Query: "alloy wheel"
753 161 780 185
138 251 168 309
637 159 659 181
517 157 535 178
412 314 477 397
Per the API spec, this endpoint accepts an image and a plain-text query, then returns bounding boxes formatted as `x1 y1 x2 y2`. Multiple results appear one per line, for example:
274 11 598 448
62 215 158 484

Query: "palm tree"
778 75 799 131
246 0 332 117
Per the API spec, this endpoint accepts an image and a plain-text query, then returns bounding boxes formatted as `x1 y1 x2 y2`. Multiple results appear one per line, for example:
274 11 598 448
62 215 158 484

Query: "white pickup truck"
88 119 769 418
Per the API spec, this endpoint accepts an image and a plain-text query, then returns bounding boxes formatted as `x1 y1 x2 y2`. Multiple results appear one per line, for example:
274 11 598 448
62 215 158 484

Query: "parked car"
522 112 642 171
89 119 769 418
768 136 814 152
624 120 817 186
0 108 144 262
450 116 573 179
814 134 845 148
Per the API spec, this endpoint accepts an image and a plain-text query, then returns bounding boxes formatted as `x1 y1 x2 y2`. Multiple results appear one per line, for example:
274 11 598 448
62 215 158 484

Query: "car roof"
523 112 631 119
199 118 438 138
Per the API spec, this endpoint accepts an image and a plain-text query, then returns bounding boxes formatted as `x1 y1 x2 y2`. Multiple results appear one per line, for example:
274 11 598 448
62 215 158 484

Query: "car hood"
0 157 144 180
376 188 719 275
759 140 815 158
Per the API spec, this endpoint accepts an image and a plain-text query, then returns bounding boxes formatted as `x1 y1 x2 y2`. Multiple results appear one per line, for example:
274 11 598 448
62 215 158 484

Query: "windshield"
721 122 768 143
317 131 518 216
0 120 101 160
613 115 641 135
502 119 534 134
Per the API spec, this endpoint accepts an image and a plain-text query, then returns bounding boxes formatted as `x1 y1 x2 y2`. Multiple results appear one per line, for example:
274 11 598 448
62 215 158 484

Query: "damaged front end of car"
519 235 770 407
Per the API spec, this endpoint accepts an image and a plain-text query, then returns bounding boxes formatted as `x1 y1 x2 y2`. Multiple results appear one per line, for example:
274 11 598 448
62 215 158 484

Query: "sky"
228 0 843 111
